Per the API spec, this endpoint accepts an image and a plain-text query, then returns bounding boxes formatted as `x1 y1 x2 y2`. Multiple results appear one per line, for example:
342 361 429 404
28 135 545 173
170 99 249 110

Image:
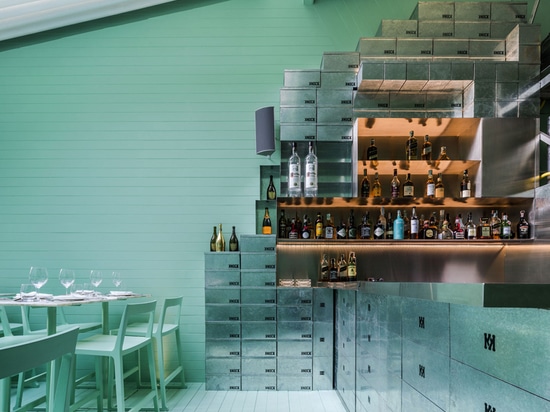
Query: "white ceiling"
0 0 177 42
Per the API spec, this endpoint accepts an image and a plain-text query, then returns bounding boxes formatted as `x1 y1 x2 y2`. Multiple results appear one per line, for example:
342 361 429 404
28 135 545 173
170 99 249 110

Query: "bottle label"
426 183 435 196
329 269 338 282
302 230 310 239
288 164 300 188
325 227 334 239
348 227 357 239
411 219 419 234
502 226 511 237
403 186 414 197
361 226 371 239
422 146 431 156
461 189 471 197
518 225 529 238
348 266 357 280
391 186 399 198
374 227 384 238
337 227 346 238
435 187 444 198
467 228 476 238
288 230 298 239
315 223 323 238
305 164 317 188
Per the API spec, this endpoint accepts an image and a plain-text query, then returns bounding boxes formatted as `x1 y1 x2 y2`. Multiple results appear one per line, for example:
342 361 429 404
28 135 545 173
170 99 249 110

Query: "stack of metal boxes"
335 289 357 409
353 1 540 119
312 287 334 390
204 251 242 390
239 234 277 390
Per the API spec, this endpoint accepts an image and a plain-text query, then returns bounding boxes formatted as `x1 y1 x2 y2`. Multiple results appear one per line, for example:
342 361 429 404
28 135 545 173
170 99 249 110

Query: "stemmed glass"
59 268 75 295
112 271 122 289
29 266 48 296
90 270 103 295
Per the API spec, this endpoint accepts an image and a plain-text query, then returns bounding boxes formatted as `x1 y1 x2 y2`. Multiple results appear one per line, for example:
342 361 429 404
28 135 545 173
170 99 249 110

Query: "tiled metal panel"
241 357 277 376
205 304 241 322
276 376 313 391
241 375 277 391
241 321 277 340
205 322 241 341
410 1 454 21
418 21 454 38
205 358 242 375
277 287 313 306
278 305 312 322
277 321 313 340
401 381 444 412
205 270 241 288
454 2 491 22
317 106 354 125
240 304 276 322
313 356 333 390
239 234 276 253
320 71 357 89
205 340 241 358
277 340 313 358
204 252 240 271
490 2 527 23
205 375 241 391
316 125 353 142
205 288 241 305
279 106 317 124
377 19 418 38
279 123 317 141
313 322 333 357
241 340 277 358
240 252 277 270
283 69 321 88
321 52 360 72
454 22 491 39
313 287 334 322
279 88 317 107
240 271 276 288
241 288 276 305
316 88 354 107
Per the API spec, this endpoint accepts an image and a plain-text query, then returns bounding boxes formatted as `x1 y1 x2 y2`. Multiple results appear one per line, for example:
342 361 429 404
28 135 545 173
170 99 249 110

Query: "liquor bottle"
288 142 302 197
315 212 324 239
371 172 382 197
438 217 453 240
435 173 444 199
489 210 501 239
215 223 225 252
337 219 347 239
460 170 471 198
288 218 298 239
425 169 435 198
366 138 378 167
410 207 419 239
386 212 394 239
278 209 287 238
393 210 405 240
454 214 465 240
360 212 373 240
304 141 318 197
437 146 451 161
348 252 357 281
421 214 437 240
324 213 335 240
294 213 302 237
360 169 370 197
403 173 414 197
465 212 477 240
403 209 411 239
517 210 531 239
229 226 239 251
374 207 386 240
267 175 277 200
210 226 217 252
320 253 329 281
301 214 311 239
338 254 348 282
421 135 432 161
348 210 357 239
500 212 512 239
477 217 492 239
329 258 339 282
390 169 400 199
262 207 272 235
406 130 418 161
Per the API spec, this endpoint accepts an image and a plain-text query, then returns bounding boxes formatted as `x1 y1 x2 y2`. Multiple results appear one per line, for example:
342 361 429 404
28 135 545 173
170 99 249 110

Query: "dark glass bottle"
421 135 432 161
320 253 329 281
338 254 348 282
360 212 372 240
403 173 414 197
278 210 287 238
360 168 370 197
210 226 217 252
517 210 531 239
406 130 418 160
390 169 400 199
267 175 276 200
301 214 311 239
329 258 339 282
229 226 239 251
366 138 378 165
386 212 394 240
348 210 357 239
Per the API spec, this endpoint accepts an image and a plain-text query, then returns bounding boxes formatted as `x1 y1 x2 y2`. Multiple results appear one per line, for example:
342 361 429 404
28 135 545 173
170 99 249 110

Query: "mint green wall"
0 0 547 382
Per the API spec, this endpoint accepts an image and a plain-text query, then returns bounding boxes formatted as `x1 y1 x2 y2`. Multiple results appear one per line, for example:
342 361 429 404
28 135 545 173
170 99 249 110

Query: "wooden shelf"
357 159 480 176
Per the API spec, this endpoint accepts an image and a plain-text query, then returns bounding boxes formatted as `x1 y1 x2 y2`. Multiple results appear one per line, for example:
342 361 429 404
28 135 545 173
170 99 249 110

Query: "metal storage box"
356 38 397 59
401 381 443 412
205 375 241 391
279 124 316 141
279 88 317 107
240 271 276 288
277 306 312 322
490 2 527 22
377 19 418 38
312 357 333 390
433 39 469 58
353 93 390 110
205 322 241 340
425 92 463 112
206 358 242 375
316 88 353 107
277 322 313 340
241 375 277 391
418 21 454 38
205 340 241 358
316 125 353 142
241 288 276 305
277 357 313 377
241 321 277 340
241 340 276 357
240 304 276 322
313 322 333 357
319 71 357 89
454 21 491 39
283 69 320 88
321 52 360 72
205 304 241 322
204 252 240 271
241 357 277 376
277 376 312 391
240 252 276 271
454 2 491 21
490 21 520 39
389 92 426 110
277 340 313 358
469 39 506 59
277 288 313 306
205 288 240 305
396 39 433 58
205 270 240 288
410 2 454 20
313 288 334 322
279 107 316 124
239 234 276 253
316 106 353 124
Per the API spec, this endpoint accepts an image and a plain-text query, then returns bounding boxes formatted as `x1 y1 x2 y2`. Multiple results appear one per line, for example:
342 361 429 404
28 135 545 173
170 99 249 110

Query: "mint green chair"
122 296 186 410
0 321 79 412
73 300 159 412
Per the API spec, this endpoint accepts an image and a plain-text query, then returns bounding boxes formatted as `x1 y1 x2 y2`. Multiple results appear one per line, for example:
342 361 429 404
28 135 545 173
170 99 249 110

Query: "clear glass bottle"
348 252 357 281
406 130 418 160
366 138 378 167
435 172 444 198
267 175 277 200
360 168 370 197
410 206 419 239
210 226 217 252
324 213 335 240
421 135 432 161
278 209 287 238
288 142 302 197
390 169 400 199
393 210 405 240
228 226 238 251
460 169 471 198
338 253 348 282
490 210 501 239
320 253 329 281
517 210 531 239
403 173 414 197
466 212 477 240
215 223 225 252
262 207 272 235
371 172 382 197
374 207 386 240
501 212 512 239
425 169 435 198
304 142 318 197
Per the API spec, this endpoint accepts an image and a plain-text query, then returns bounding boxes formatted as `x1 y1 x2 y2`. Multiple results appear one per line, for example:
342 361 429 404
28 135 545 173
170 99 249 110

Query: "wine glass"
59 268 75 295
112 272 122 289
29 266 48 296
90 270 103 295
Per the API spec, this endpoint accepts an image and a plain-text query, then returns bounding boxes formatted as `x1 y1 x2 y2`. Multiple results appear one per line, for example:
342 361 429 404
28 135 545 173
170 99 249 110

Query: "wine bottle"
410 206 419 239
460 169 471 198
338 253 348 282
262 207 272 235
425 169 435 198
348 209 357 240
210 226 217 252
267 175 277 200
215 223 225 252
517 210 531 239
390 169 400 199
406 130 418 161
324 213 335 240
288 142 302 197
229 226 239 251
360 169 370 197
348 252 357 281
315 212 324 239
466 212 477 240
372 172 382 197
304 142 318 197
320 253 329 281
393 210 404 240
403 173 414 197
435 173 444 199
386 212 394 239
421 135 432 161
366 139 378 167
278 209 287 238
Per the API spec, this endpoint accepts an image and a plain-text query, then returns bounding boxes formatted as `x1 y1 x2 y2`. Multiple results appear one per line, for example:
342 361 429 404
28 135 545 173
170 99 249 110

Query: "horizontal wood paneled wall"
0 0 543 381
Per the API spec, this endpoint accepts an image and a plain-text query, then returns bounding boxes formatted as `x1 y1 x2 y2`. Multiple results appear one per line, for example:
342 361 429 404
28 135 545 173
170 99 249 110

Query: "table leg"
0 378 9 411
45 307 57 412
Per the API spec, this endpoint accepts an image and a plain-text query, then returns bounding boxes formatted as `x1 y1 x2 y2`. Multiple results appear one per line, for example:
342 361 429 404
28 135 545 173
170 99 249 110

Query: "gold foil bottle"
262 207 272 235
215 223 225 252
267 175 276 200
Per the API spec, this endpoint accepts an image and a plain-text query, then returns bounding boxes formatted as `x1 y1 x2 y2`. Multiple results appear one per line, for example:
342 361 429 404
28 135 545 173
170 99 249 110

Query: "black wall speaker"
255 106 275 156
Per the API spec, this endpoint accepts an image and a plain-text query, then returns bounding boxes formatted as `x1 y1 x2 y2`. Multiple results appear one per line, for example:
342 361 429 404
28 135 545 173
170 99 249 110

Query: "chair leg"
95 357 104 412
113 356 126 412
175 331 187 389
156 336 168 410
146 344 160 412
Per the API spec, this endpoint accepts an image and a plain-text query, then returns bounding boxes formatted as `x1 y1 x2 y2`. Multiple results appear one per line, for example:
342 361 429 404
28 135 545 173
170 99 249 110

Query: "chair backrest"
114 300 156 350
0 306 14 337
0 327 79 411
157 296 183 335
